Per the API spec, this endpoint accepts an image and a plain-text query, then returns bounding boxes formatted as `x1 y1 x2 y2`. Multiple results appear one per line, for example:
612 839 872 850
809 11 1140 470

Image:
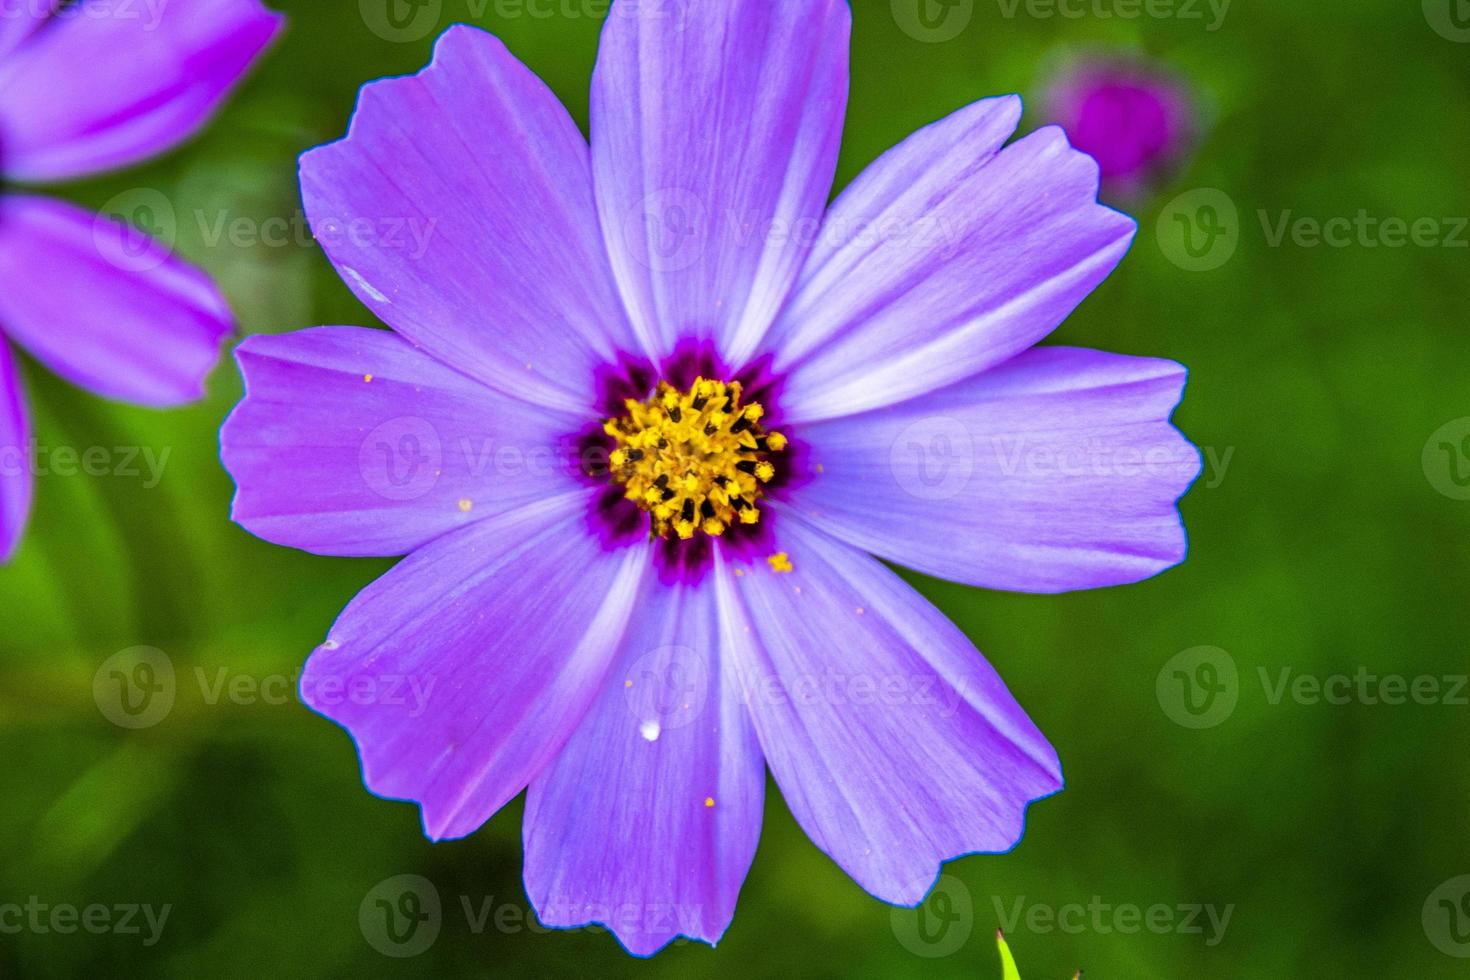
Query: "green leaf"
998 930 1023 980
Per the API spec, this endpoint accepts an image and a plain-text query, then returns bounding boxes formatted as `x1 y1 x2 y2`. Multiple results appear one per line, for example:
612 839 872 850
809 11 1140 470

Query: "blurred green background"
3 0 1469 976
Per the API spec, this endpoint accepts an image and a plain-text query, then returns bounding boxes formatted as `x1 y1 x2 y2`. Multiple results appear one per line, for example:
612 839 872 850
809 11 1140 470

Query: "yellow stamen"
604 377 786 540
767 552 793 574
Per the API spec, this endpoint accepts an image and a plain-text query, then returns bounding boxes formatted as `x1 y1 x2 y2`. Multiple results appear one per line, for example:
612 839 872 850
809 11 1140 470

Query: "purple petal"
0 0 281 182
789 347 1199 593
524 575 764 955
299 25 640 417
301 493 651 841
716 521 1061 904
0 339 32 563
221 326 585 558
0 195 231 406
0 0 57 61
590 0 849 366
763 96 1137 423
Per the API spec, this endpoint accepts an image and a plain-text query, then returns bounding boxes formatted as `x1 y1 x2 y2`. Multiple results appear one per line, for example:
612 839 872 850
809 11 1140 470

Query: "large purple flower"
0 0 282 561
222 4 1199 956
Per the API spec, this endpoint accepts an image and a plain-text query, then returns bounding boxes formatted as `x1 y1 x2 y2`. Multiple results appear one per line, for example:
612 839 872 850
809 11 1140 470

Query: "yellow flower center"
604 377 787 540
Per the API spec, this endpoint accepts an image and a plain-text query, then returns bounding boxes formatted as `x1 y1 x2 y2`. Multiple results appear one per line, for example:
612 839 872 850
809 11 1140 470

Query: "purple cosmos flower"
222 3 1199 956
1044 54 1195 196
0 0 282 561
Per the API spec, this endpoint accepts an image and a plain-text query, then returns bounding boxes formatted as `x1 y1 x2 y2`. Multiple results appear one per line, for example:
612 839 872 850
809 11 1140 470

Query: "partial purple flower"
221 2 1200 957
1043 53 1196 197
0 0 282 561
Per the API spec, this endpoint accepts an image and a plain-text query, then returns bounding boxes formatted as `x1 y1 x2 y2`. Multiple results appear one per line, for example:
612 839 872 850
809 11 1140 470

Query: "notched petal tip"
526 895 733 959
1036 121 1141 239
875 772 1064 909
299 22 503 172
